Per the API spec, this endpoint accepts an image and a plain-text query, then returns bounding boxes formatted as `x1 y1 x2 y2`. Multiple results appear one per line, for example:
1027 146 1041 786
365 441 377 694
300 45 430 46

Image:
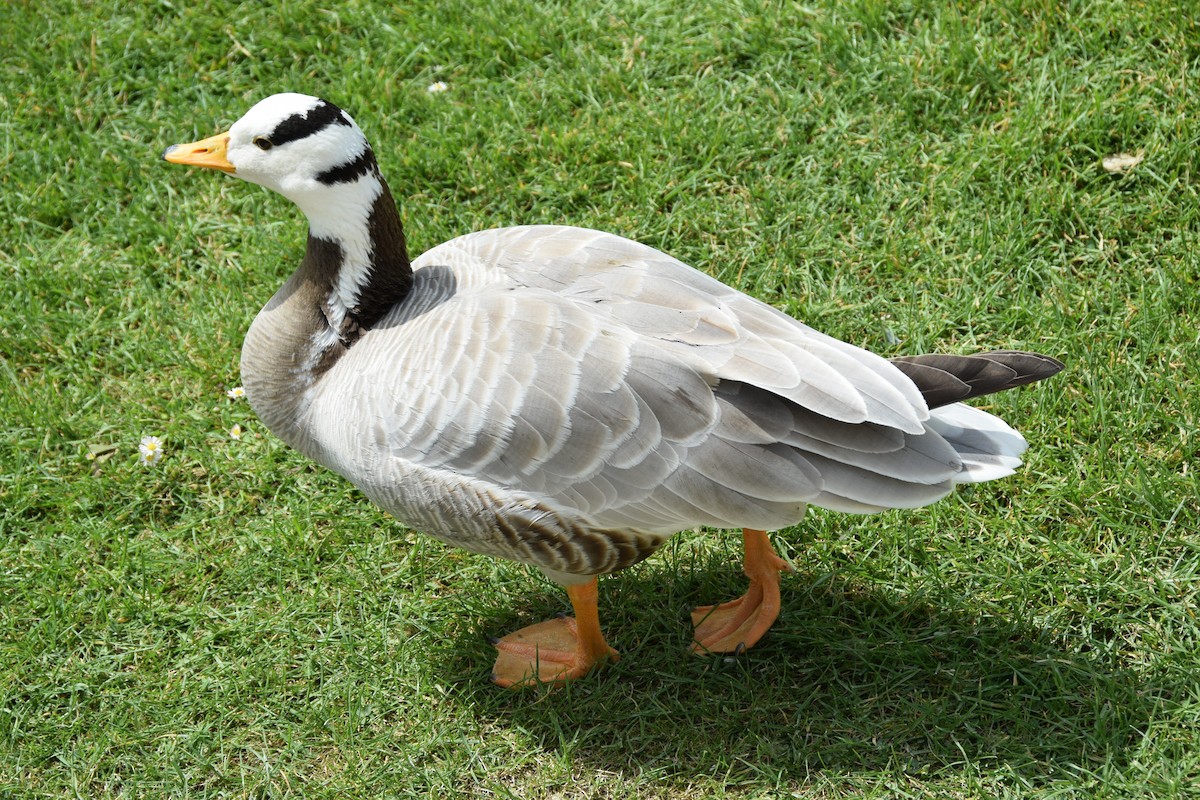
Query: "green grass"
2 0 1199 796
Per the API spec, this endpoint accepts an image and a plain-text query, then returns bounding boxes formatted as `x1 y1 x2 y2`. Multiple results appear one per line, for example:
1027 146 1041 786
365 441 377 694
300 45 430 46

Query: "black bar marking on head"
316 146 378 185
268 100 350 148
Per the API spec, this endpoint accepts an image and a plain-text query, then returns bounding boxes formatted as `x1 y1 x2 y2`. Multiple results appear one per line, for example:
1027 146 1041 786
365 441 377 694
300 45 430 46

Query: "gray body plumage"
248 224 1051 584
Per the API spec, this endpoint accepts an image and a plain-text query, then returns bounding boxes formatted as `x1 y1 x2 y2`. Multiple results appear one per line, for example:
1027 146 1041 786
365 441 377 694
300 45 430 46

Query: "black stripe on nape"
268 99 351 148
316 146 378 185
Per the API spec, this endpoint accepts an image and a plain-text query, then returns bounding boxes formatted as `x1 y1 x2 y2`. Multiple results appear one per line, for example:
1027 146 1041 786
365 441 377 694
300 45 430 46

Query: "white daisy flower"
426 81 449 94
226 386 246 400
139 435 164 466
230 424 243 440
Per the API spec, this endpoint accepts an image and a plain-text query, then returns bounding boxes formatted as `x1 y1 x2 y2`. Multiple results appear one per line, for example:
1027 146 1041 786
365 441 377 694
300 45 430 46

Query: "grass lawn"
3 0 1199 796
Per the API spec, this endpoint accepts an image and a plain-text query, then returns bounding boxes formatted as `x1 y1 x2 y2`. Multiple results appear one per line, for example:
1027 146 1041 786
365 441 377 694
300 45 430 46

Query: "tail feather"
926 402 1028 484
890 350 1064 410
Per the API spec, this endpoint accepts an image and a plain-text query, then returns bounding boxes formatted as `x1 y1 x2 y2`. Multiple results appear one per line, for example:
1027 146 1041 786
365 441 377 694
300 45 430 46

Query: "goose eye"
253 136 274 151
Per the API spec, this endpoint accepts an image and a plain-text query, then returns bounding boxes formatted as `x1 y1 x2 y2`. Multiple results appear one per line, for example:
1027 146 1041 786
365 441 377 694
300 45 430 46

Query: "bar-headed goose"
164 94 1062 687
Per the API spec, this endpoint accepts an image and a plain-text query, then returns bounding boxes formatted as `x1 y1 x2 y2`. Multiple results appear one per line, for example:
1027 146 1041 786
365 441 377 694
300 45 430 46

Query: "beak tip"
162 144 180 162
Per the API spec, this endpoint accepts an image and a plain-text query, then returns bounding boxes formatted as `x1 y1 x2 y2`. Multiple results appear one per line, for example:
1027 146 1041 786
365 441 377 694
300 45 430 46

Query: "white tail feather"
927 403 1028 483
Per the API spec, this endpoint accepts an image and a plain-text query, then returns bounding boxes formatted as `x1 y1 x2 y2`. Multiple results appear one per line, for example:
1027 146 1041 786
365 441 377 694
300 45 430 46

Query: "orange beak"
162 131 235 173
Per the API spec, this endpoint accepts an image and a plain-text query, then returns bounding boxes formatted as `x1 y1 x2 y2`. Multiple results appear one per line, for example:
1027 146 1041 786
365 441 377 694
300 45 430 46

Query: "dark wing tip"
892 350 1064 409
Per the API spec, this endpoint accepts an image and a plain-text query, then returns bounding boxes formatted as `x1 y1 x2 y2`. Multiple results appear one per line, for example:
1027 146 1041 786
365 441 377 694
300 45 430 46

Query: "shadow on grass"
434 561 1167 785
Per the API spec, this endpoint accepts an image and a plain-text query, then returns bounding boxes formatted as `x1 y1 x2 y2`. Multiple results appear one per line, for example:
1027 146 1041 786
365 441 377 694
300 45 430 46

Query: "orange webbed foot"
690 529 793 655
490 578 618 688
491 616 618 688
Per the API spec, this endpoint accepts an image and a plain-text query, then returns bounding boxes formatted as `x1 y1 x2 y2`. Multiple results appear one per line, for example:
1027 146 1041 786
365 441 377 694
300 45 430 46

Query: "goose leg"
491 577 618 688
690 529 793 654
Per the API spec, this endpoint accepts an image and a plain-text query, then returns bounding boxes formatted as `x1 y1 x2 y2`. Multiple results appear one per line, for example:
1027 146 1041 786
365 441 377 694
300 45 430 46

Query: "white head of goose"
165 93 1063 688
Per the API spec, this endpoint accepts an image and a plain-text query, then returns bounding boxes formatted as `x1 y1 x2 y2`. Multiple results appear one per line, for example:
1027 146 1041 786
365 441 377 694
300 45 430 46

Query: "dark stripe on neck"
269 99 350 147
350 180 413 329
316 146 378 185
300 177 412 364
296 234 352 378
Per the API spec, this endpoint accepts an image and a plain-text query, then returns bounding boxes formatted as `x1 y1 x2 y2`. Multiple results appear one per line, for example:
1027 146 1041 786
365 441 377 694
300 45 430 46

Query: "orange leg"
491 577 619 688
690 529 793 654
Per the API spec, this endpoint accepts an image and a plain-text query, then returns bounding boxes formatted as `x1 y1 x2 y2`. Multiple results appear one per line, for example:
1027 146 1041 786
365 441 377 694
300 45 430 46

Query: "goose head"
165 93 412 379
164 93 382 231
